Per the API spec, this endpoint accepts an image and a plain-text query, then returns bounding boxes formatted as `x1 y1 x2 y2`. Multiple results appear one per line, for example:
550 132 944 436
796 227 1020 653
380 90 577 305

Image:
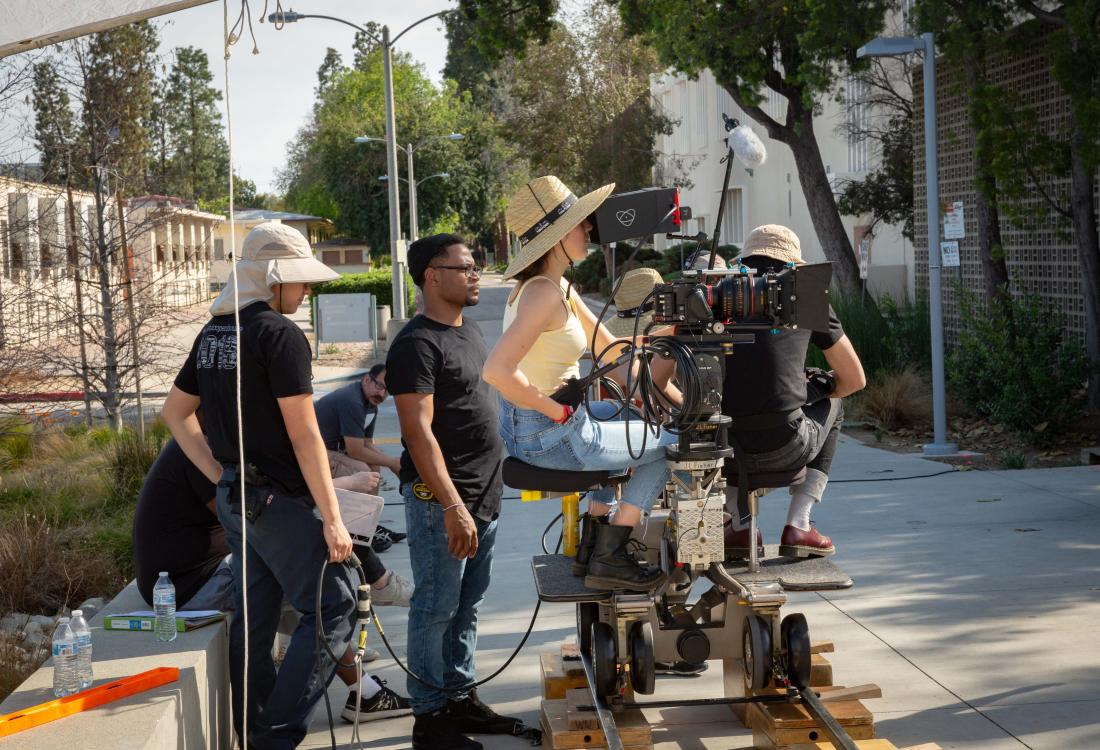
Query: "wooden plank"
810 641 835 654
541 652 588 700
565 688 600 730
541 698 651 749
897 744 943 750
817 684 882 703
561 640 581 661
789 741 897 750
749 685 875 749
810 653 834 687
753 721 876 749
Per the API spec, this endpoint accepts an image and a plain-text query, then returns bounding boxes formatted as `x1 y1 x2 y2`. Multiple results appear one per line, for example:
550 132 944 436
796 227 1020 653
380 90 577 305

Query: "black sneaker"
374 524 407 544
445 689 520 734
341 676 412 723
412 709 483 750
654 660 709 676
371 533 393 553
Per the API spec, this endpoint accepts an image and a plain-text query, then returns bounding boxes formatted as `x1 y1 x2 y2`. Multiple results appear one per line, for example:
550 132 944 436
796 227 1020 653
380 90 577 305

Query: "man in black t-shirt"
162 221 357 750
722 225 866 559
315 363 401 479
387 233 512 750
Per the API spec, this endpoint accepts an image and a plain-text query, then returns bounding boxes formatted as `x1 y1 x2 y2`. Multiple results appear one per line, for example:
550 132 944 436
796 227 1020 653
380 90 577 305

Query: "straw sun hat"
503 176 615 280
211 221 339 315
606 267 664 339
742 224 804 265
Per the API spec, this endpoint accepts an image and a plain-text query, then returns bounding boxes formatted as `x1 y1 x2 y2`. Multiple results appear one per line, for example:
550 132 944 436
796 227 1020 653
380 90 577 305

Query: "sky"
2 0 458 193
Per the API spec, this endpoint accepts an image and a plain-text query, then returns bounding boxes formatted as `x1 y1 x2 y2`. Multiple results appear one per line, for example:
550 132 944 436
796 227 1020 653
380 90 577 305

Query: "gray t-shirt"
315 379 377 451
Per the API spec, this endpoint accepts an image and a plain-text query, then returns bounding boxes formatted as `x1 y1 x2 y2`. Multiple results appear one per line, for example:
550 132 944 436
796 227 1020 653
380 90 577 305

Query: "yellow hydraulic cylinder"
561 492 580 557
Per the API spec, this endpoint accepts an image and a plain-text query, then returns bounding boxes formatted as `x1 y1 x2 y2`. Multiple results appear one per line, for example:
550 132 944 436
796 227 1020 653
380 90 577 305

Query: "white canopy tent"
0 0 216 59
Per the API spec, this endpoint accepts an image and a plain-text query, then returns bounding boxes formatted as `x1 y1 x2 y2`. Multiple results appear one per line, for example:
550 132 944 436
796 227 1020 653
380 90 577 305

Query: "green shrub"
106 429 167 508
313 269 416 311
0 419 33 471
949 292 1090 443
566 242 740 296
806 290 930 377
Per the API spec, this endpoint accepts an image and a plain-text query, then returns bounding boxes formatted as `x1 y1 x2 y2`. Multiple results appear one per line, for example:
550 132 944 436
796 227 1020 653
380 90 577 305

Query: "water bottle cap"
159 571 169 577
72 610 82 617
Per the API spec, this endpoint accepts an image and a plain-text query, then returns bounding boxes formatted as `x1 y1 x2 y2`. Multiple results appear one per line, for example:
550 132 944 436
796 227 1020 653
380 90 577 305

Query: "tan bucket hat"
211 221 339 314
742 224 804 265
503 176 615 280
606 267 664 339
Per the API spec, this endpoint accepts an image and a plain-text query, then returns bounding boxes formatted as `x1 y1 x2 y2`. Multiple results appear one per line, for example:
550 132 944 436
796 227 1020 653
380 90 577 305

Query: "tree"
458 0 893 294
316 48 345 97
32 62 79 186
164 46 230 201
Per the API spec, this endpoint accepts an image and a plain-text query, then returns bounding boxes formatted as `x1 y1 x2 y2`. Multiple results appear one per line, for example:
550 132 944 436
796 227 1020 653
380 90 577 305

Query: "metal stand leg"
748 490 760 573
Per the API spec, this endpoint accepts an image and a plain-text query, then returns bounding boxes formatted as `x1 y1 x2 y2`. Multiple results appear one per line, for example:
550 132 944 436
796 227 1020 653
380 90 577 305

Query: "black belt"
727 407 803 432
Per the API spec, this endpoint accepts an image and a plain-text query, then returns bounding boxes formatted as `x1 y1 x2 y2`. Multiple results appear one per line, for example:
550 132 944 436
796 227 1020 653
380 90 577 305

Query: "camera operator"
721 225 865 559
162 222 356 749
484 176 677 593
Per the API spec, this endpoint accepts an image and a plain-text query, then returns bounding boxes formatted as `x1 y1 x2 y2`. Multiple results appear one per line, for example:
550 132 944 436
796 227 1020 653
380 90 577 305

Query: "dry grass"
853 366 932 431
0 626 49 701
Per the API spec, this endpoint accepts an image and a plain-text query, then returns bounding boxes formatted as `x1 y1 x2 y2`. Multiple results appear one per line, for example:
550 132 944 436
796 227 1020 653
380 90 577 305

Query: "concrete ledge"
0 580 230 749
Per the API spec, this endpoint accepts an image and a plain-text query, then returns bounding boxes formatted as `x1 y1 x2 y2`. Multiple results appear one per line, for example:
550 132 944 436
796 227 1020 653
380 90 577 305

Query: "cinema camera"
510 115 860 750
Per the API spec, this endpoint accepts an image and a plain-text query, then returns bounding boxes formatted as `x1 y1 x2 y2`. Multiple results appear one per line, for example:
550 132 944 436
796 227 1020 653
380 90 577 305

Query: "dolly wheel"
591 621 618 699
742 615 773 691
629 621 655 695
577 602 598 654
781 613 812 690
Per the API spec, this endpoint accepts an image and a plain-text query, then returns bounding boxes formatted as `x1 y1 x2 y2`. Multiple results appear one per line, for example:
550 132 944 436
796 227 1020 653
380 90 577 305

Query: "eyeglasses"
368 375 387 394
430 264 483 278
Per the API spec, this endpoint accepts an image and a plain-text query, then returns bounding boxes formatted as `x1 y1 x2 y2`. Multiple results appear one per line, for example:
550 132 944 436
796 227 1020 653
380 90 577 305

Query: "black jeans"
728 398 844 522
351 541 387 585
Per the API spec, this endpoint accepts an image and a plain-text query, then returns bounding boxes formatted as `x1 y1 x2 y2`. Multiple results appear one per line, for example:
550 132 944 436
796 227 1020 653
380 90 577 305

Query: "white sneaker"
362 646 381 662
372 571 413 607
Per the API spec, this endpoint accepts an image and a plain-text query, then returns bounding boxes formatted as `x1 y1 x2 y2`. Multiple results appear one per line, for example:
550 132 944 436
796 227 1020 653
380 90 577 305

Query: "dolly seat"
502 457 629 493
728 467 807 492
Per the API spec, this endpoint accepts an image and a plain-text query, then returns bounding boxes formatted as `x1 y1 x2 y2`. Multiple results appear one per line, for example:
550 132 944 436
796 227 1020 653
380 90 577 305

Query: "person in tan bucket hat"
721 224 866 559
162 221 372 747
484 176 679 593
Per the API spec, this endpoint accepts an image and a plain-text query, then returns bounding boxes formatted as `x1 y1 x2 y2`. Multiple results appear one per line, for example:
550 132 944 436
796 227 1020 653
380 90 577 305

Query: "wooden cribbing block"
898 744 943 750
541 652 587 700
790 741 898 750
810 653 834 687
565 688 599 730
749 685 875 749
810 641 835 654
540 698 652 749
816 684 882 703
561 640 581 661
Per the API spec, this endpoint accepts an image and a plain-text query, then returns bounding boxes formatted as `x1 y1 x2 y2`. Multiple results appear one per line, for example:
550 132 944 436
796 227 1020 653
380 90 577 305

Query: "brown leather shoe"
778 525 835 558
723 523 764 561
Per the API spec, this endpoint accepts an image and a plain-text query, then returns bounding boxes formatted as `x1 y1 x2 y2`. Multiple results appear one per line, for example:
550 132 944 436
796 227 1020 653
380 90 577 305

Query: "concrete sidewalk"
301 408 1100 749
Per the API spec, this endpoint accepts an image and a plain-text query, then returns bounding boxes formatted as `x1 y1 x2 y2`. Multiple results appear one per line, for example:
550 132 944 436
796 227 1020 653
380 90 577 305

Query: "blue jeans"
217 482 356 750
499 399 675 514
403 481 497 714
181 554 235 612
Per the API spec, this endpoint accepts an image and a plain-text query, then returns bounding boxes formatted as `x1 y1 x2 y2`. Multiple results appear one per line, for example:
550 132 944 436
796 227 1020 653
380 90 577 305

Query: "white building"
651 68 913 300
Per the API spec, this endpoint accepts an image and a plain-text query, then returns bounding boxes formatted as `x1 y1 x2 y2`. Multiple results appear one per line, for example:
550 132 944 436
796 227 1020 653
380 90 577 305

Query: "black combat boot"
571 513 606 576
583 523 666 591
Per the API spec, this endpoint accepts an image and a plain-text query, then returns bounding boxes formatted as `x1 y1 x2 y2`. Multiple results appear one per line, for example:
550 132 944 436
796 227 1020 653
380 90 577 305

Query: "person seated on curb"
720 225 866 559
315 364 407 551
131 435 415 723
484 176 679 593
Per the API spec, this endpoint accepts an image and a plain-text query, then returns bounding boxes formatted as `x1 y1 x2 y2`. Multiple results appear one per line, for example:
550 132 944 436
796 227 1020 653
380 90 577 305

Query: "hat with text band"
211 221 339 315
606 267 665 339
741 224 805 265
503 176 615 280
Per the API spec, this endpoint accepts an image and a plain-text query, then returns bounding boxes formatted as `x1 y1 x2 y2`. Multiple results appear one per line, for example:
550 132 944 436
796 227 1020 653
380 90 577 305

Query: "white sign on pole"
317 293 376 343
858 236 870 280
940 240 960 268
944 200 965 240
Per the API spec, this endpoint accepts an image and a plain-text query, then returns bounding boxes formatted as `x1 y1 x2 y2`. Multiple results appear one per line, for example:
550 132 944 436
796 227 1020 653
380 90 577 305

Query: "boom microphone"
728 124 766 169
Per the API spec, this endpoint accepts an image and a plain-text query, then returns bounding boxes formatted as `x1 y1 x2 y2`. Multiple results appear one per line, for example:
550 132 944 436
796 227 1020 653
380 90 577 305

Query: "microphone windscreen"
729 125 767 169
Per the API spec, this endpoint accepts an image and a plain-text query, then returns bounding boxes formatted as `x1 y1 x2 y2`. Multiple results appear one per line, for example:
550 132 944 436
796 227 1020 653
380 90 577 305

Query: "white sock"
354 672 381 699
786 469 828 531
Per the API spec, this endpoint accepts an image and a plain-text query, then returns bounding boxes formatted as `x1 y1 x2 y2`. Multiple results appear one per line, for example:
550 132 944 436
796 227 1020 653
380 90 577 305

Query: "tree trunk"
1068 123 1100 409
965 64 1011 307
92 177 122 430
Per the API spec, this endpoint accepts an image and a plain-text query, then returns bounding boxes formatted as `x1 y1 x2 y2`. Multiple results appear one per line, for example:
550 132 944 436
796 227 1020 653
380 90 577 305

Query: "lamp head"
268 10 302 23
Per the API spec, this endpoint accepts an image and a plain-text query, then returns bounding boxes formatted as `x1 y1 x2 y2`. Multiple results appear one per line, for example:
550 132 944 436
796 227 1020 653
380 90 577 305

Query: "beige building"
651 69 913 301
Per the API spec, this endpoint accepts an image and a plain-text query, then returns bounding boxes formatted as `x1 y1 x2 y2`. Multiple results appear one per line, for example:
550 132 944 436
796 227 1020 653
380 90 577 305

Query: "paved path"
294 274 1100 749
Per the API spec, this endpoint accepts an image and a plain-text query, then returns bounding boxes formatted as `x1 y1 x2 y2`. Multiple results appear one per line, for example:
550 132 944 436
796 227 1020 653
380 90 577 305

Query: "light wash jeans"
403 480 497 714
499 399 675 514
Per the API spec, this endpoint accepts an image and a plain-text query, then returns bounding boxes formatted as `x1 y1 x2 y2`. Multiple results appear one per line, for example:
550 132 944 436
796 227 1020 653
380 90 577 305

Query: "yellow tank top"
502 276 587 396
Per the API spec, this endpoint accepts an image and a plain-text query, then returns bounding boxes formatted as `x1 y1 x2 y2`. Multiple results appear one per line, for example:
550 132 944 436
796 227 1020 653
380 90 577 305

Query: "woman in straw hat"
483 177 677 592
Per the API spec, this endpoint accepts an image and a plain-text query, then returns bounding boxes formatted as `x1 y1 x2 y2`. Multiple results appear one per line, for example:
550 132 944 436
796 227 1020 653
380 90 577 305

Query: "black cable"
541 512 564 555
830 469 956 483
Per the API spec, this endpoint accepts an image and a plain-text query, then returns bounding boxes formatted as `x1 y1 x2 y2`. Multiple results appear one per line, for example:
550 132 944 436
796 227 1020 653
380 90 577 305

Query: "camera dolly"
506 456 859 750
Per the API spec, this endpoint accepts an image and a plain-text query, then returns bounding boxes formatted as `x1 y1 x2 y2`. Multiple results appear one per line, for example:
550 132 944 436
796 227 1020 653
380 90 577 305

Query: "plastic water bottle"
70 609 93 690
51 617 78 697
153 572 177 642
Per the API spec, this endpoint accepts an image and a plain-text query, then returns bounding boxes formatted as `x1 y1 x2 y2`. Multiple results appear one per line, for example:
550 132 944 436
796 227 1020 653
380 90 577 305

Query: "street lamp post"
270 9 454 320
379 172 451 238
858 32 957 456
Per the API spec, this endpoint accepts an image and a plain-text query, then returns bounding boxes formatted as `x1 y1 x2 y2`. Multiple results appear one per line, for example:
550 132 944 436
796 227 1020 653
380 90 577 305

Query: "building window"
847 75 869 173
721 188 744 245
0 219 7 276
695 82 707 145
214 238 224 261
